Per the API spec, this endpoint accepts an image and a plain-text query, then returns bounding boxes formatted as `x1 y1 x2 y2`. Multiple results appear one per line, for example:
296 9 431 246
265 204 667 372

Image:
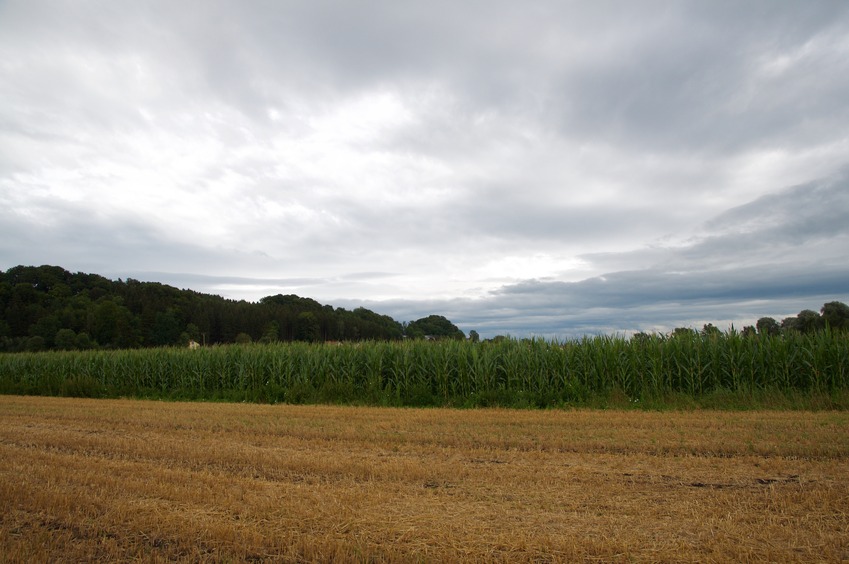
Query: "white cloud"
2 0 848 337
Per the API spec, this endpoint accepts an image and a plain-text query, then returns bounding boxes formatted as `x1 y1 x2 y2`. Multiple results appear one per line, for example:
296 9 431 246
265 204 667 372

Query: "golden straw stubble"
1 396 847 562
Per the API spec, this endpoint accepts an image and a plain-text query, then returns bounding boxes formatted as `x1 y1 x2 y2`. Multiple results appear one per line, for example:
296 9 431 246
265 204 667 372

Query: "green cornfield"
1 331 847 408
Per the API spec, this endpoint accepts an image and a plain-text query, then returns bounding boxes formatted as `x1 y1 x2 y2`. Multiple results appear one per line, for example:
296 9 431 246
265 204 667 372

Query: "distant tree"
74 332 94 350
6 283 41 337
821 301 849 331
672 327 696 338
260 321 280 343
184 323 201 343
796 309 823 334
261 294 323 311
405 324 425 340
29 314 61 348
25 335 45 352
741 325 757 337
235 332 253 345
152 308 182 346
781 316 800 333
756 317 780 336
54 328 77 350
295 312 321 342
701 323 721 338
350 307 404 340
468 330 480 343
406 315 465 340
92 299 139 349
631 331 652 344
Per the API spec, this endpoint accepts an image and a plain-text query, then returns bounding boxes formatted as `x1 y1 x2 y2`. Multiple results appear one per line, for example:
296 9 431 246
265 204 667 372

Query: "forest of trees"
0 265 465 352
1 265 846 353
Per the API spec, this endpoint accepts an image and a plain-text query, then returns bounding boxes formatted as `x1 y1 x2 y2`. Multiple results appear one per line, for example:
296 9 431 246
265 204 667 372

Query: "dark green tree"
672 327 697 338
260 321 280 343
151 308 182 346
405 315 465 340
91 299 139 348
55 328 77 350
795 309 823 334
756 317 780 336
821 301 849 331
780 316 799 332
184 323 201 343
296 312 321 342
29 314 61 347
74 332 94 350
701 323 721 338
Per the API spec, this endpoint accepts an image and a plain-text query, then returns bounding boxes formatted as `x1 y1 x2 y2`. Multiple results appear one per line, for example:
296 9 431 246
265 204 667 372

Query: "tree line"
744 302 849 336
651 301 849 341
2 265 845 353
0 265 465 352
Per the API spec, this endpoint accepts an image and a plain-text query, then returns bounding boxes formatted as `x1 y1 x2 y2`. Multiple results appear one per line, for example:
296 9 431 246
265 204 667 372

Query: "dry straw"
1 396 847 561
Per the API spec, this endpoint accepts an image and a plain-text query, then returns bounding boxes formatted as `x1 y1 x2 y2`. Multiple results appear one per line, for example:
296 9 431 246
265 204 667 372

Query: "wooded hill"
0 265 465 352
3 265 845 354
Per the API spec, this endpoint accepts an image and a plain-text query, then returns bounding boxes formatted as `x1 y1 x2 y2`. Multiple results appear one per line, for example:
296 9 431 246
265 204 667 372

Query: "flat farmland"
1 397 847 562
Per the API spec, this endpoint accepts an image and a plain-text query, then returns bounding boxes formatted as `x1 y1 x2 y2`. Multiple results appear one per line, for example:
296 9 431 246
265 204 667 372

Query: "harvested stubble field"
1 396 847 563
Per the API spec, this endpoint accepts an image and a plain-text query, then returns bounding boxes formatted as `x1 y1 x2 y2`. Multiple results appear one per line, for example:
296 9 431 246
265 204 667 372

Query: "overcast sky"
2 1 848 338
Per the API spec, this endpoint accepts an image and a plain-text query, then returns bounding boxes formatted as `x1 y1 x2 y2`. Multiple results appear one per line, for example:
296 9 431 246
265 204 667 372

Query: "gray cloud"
350 170 849 337
705 172 849 241
544 2 849 154
2 1 848 337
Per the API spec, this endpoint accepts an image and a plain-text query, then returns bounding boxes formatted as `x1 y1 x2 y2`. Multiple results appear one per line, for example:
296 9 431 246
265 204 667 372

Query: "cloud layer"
2 1 848 336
